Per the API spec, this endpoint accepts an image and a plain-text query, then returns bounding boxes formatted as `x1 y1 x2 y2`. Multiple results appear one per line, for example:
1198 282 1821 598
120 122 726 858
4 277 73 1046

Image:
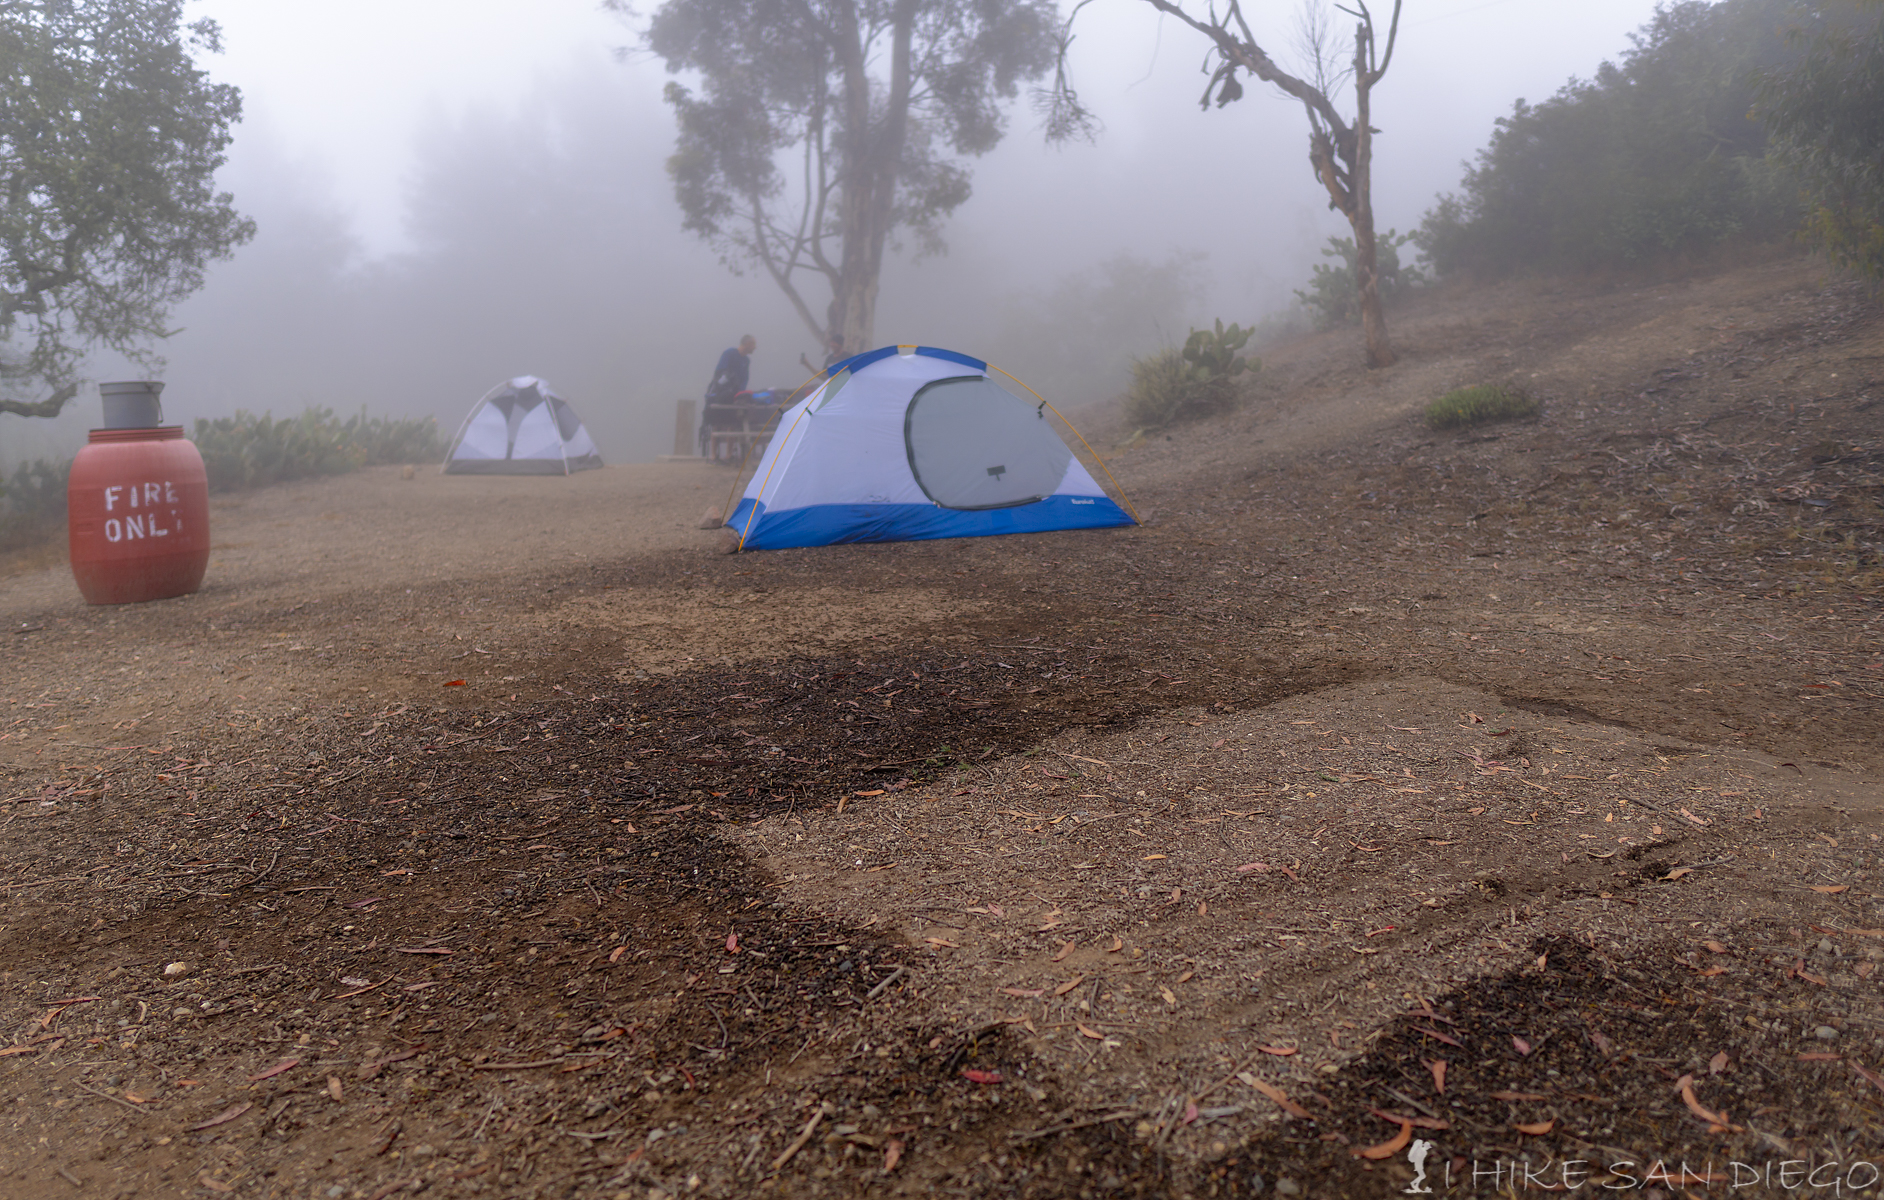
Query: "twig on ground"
73 1082 145 1114
866 966 907 1000
1010 1109 1141 1142
769 1107 825 1173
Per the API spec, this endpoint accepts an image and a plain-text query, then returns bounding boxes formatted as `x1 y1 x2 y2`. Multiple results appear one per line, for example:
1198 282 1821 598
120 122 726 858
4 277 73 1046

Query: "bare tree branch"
0 382 81 420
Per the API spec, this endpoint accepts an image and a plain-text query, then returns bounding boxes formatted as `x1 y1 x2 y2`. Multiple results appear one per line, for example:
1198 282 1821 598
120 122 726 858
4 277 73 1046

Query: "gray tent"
442 377 602 475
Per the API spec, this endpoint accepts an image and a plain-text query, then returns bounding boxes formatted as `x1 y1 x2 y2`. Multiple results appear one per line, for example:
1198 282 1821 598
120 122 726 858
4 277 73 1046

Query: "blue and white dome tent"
724 346 1137 551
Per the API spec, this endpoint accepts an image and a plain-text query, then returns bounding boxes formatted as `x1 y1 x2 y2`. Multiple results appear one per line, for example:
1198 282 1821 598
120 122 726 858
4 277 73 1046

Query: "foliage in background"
0 457 70 551
1415 0 1802 278
985 252 1208 406
192 407 442 492
1754 0 1884 283
0 1 252 419
1124 320 1258 430
1295 232 1424 329
1044 0 1408 367
1425 384 1539 430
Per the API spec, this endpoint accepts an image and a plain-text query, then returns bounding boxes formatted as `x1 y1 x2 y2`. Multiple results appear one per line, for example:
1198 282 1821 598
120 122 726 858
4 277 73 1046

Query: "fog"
7 0 1670 470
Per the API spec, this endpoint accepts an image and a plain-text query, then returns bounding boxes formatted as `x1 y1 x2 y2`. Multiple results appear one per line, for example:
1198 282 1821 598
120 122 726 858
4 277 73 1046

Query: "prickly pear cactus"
1181 319 1255 381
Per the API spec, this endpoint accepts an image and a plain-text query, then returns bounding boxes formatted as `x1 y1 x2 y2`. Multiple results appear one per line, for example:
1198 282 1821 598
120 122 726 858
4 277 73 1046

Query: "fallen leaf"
1797 1052 1841 1062
1257 1045 1297 1057
247 1058 300 1082
1355 1119 1413 1159
391 946 452 956
608 946 627 963
725 932 740 954
1142 854 1167 861
187 1102 253 1131
1811 885 1850 894
1490 1091 1549 1102
1663 867 1693 881
1678 808 1710 826
1426 1059 1447 1094
327 1076 343 1101
1413 1024 1463 1048
1235 862 1268 873
442 680 466 687
883 1138 904 1174
1675 1074 1733 1128
1000 987 1045 998
1053 975 1085 997
960 1069 1002 1084
1052 941 1075 963
1694 966 1728 977
1854 1061 1884 1098
1106 935 1124 953
1177 969 1195 983
199 1175 235 1194
1702 941 1729 954
924 937 959 949
1237 1073 1311 1119
1514 1119 1555 1136
1076 1024 1104 1040
1159 987 1177 1006
1708 1051 1730 1075
1512 1036 1533 1056
122 1091 151 1105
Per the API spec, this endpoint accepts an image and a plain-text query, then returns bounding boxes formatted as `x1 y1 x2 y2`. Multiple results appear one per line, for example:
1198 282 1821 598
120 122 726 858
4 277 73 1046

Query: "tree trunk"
822 0 917 355
1349 21 1394 369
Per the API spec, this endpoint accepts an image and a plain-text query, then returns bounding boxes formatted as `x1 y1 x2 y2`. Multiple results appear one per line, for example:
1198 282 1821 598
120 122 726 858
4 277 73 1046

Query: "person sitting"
799 332 846 376
707 335 756 405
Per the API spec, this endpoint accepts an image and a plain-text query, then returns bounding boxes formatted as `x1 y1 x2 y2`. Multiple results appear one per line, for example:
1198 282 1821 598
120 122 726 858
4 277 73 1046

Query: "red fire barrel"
67 383 210 605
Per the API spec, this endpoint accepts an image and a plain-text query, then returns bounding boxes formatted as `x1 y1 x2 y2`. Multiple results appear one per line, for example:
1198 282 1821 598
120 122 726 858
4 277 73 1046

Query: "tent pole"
987 365 1140 524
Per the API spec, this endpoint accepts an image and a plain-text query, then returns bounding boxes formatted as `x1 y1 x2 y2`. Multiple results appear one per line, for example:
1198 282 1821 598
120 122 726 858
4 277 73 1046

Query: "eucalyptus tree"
624 0 1059 355
0 0 252 418
1049 0 1404 367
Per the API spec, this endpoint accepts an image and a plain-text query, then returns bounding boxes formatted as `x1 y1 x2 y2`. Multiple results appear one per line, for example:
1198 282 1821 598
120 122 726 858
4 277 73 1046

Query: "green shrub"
192 406 443 492
1425 384 1539 429
1124 320 1258 430
1294 232 1424 329
0 457 71 552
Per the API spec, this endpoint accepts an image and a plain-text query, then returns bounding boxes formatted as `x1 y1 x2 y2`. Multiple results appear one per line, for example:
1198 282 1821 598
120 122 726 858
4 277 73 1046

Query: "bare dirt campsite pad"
2 259 1882 1199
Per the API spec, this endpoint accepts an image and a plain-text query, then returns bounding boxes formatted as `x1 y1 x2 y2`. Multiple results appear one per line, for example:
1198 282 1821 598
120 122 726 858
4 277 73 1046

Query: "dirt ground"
3 256 1882 1199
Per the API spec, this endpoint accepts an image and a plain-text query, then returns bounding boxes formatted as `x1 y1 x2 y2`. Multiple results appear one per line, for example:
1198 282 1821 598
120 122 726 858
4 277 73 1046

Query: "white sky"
193 0 1673 256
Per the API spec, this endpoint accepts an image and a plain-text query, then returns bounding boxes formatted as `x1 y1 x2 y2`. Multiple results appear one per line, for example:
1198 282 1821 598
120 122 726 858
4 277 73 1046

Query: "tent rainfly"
442 377 602 475
726 345 1135 550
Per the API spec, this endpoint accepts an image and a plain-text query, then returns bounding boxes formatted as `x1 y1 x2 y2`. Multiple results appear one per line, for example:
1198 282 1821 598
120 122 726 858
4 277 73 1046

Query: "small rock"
1816 1025 1840 1040
1275 1178 1301 1196
163 961 189 977
1818 938 1836 956
400 465 416 480
697 506 724 530
410 1144 435 1157
1248 1173 1265 1194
